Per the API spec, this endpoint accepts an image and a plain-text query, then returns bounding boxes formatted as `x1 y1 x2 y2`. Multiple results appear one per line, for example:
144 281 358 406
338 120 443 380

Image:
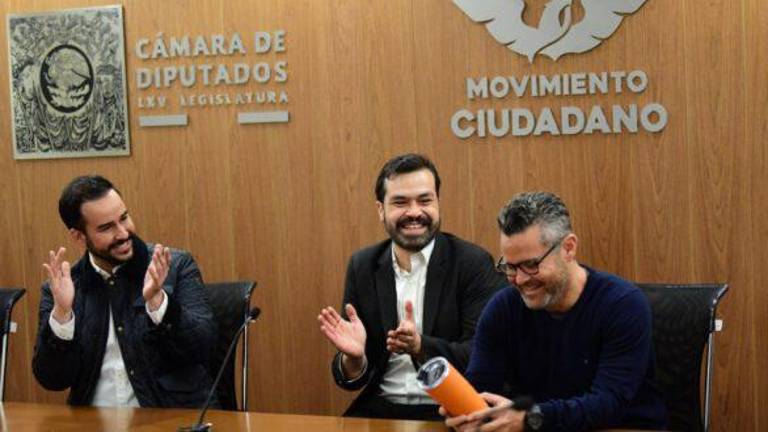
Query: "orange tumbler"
416 357 488 416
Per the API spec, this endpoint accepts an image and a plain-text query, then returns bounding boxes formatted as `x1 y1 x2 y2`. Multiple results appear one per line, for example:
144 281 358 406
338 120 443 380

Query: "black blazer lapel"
423 233 448 336
374 244 398 333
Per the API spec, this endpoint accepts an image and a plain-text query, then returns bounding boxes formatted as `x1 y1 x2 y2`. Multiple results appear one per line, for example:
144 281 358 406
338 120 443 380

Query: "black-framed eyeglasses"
495 239 563 278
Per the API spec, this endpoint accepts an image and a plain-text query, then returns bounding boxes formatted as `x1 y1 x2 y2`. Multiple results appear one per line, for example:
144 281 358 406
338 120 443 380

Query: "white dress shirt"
378 239 436 405
48 253 168 407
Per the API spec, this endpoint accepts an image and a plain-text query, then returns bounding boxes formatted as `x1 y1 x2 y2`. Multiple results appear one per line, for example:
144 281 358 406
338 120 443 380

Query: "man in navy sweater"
442 192 667 431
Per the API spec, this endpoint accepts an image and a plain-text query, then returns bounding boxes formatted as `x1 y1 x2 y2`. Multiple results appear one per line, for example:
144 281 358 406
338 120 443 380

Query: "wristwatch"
523 404 544 431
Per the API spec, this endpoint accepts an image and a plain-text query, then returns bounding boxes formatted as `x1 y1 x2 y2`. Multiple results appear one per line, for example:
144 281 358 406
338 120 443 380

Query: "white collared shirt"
48 253 168 407
378 238 436 405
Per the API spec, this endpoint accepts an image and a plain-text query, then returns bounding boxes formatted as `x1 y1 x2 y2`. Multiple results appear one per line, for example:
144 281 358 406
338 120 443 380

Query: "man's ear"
561 233 578 261
69 228 86 249
376 201 384 223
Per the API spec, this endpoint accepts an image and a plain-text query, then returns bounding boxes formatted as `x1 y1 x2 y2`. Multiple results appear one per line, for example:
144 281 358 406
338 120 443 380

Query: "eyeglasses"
495 239 562 278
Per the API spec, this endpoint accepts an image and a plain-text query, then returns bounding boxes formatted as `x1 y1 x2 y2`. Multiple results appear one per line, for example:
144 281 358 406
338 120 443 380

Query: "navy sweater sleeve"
465 288 513 395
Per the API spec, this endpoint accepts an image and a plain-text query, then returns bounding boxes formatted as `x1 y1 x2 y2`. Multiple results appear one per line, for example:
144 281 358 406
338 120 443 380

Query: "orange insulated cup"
416 357 488 416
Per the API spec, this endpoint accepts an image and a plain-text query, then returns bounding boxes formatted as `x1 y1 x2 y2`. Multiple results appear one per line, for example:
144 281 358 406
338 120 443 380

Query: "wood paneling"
0 1 764 430
743 0 767 430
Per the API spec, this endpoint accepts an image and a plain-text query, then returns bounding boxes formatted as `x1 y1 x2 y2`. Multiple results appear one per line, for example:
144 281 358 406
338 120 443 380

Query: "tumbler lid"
416 356 450 391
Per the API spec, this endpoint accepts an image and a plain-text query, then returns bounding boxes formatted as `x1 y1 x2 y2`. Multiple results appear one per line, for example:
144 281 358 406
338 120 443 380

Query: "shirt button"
117 326 124 333
108 280 115 286
129 369 135 376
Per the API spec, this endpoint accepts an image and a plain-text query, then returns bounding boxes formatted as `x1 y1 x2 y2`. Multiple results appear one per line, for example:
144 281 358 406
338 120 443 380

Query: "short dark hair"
497 191 572 246
374 153 441 202
58 175 120 230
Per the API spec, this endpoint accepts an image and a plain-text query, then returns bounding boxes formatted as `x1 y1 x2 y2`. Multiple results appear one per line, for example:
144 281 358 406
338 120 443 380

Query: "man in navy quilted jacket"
33 175 216 408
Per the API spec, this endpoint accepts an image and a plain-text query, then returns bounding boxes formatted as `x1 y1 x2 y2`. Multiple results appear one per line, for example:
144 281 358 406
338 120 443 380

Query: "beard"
385 213 440 252
86 233 136 267
518 259 569 311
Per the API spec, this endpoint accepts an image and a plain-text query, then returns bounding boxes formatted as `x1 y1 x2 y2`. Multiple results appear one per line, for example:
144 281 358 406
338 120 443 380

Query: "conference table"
0 402 446 431
0 402 651 431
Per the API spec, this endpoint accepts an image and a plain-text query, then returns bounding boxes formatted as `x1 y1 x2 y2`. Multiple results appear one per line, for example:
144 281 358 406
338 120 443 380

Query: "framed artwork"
7 5 130 160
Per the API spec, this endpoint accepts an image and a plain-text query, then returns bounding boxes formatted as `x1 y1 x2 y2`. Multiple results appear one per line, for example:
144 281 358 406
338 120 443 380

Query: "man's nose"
512 270 531 286
115 222 130 238
405 201 422 216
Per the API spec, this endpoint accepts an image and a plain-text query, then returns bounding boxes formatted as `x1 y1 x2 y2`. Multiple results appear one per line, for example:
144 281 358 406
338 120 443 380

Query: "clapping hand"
386 300 422 355
318 304 367 377
143 244 170 310
42 247 75 323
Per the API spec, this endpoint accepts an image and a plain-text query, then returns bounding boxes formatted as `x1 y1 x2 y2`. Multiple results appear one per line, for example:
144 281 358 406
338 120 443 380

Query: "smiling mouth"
400 221 426 230
397 215 430 230
111 240 131 254
519 284 542 296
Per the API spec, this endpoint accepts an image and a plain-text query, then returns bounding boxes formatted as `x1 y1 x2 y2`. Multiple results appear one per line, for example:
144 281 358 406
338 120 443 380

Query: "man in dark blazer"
318 154 505 420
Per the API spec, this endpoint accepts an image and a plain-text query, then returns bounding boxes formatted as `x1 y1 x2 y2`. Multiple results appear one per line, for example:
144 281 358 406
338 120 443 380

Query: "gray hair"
497 191 572 246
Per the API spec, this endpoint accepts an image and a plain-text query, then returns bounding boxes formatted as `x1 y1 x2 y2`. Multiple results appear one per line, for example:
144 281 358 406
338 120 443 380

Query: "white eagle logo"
453 0 648 62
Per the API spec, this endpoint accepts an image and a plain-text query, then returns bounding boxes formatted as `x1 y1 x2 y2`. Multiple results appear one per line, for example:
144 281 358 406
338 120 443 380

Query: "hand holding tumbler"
415 357 488 416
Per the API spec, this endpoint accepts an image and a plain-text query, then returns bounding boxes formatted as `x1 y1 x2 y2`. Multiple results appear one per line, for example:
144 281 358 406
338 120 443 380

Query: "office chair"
0 288 26 401
637 283 728 432
203 281 257 411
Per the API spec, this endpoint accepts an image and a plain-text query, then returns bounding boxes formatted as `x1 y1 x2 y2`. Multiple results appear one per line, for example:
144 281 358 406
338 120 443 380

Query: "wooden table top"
0 402 447 431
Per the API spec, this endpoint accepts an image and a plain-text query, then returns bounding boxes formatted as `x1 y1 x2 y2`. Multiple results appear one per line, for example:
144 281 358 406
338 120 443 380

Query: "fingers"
389 326 415 338
53 246 66 262
43 247 67 280
318 306 357 343
159 246 170 271
320 306 342 322
404 300 414 322
42 263 54 279
148 262 160 285
318 306 342 330
462 393 514 424
46 251 57 276
317 306 364 356
318 319 337 340
152 244 170 273
61 260 71 279
386 333 414 346
345 303 358 321
480 392 509 406
387 320 415 342
477 412 512 432
386 338 407 353
444 413 470 428
386 331 417 354
147 245 171 289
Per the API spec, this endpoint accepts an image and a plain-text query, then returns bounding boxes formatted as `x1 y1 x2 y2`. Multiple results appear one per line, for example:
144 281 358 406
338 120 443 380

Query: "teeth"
114 242 130 251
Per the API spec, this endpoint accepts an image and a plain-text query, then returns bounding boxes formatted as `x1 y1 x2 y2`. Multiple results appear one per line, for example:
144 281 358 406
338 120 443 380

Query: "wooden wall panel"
0 1 765 430
628 0 693 283
0 0 28 402
682 1 751 431
743 0 767 430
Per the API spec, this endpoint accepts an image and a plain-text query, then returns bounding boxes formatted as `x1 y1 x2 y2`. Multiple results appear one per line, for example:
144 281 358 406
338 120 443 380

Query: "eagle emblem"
453 0 648 62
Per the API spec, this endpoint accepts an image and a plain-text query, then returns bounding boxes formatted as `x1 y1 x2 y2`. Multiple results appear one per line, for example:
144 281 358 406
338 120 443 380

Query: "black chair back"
203 281 256 411
637 283 728 432
0 288 26 401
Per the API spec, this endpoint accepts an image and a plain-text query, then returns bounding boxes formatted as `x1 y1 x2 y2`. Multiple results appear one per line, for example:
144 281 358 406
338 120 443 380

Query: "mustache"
516 280 541 290
109 235 133 251
396 215 432 229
